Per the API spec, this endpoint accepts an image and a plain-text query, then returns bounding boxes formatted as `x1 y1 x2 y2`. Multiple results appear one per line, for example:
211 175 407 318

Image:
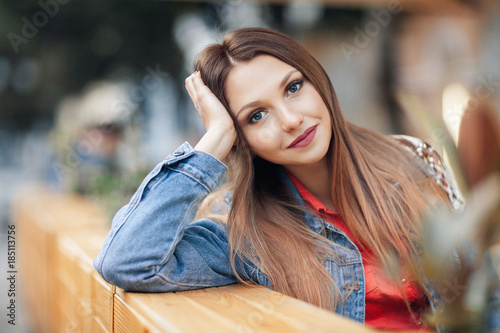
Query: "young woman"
94 28 499 331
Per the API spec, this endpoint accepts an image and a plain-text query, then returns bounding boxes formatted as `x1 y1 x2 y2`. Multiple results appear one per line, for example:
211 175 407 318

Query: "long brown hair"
194 28 448 310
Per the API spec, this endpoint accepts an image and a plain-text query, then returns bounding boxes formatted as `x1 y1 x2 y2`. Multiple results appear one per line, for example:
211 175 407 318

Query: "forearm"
93 142 228 289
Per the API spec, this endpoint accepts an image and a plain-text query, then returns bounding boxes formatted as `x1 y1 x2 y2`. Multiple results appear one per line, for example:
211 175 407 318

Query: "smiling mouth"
287 125 318 149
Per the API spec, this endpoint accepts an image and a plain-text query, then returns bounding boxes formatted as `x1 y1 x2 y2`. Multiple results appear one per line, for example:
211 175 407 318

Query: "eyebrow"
235 69 300 118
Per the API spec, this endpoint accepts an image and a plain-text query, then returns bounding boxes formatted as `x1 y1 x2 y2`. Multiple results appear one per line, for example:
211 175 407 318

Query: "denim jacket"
93 141 500 331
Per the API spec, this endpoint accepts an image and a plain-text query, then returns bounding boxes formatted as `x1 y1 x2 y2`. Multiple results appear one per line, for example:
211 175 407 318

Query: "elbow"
94 257 146 291
94 256 176 292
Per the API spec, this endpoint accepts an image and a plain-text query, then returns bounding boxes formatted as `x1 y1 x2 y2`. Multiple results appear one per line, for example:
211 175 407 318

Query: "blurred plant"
396 89 500 332
50 79 147 220
420 174 500 332
87 168 148 220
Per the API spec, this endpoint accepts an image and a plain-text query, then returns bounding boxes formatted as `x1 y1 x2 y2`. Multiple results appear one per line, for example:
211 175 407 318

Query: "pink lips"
287 125 318 149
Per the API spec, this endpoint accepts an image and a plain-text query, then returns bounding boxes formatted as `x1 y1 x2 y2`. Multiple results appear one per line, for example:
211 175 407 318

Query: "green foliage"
87 168 148 221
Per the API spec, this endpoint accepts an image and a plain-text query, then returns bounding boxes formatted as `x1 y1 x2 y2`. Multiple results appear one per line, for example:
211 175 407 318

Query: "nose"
276 104 303 132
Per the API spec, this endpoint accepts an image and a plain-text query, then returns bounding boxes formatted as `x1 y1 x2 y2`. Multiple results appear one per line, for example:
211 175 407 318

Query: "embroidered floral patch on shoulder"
392 135 465 210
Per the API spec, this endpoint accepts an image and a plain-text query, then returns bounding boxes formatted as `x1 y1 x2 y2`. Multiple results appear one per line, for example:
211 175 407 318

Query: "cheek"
247 129 275 150
245 120 282 152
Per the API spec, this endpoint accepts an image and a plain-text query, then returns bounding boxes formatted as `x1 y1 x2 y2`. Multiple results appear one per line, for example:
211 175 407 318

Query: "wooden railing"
14 187 375 333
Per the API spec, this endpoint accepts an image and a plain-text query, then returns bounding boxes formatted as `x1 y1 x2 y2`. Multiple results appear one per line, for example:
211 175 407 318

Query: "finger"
191 72 213 101
185 72 198 98
185 80 197 106
192 78 223 115
185 73 199 110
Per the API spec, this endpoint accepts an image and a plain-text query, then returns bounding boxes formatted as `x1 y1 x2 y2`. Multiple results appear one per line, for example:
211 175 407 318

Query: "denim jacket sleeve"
93 142 239 292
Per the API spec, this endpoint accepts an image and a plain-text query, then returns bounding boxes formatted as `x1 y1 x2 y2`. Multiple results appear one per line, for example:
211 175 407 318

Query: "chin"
297 152 328 166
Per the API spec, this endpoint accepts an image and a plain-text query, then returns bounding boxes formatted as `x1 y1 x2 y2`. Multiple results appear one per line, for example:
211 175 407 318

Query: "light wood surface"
14 186 376 332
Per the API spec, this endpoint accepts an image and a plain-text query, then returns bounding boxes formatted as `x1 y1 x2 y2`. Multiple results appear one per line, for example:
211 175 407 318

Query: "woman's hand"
185 72 237 161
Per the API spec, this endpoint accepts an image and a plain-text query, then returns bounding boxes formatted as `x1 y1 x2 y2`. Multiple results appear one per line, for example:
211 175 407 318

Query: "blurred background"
1 0 499 332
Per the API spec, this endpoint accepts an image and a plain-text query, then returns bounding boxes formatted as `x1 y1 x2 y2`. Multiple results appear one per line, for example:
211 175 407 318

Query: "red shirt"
286 171 430 330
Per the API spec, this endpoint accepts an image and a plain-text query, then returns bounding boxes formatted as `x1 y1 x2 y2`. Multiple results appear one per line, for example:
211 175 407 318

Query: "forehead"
230 54 293 76
225 55 297 113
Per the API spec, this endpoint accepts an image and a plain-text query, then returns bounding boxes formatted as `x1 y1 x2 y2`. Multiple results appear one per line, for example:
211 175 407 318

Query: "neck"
285 158 335 211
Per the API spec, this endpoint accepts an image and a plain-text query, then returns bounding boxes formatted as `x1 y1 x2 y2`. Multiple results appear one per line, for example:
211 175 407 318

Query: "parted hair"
194 27 448 311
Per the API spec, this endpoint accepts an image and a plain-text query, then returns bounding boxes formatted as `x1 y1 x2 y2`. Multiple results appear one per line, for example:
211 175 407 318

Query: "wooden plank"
216 284 374 332
115 284 374 333
113 294 163 333
14 193 59 333
14 187 111 332
56 278 80 332
64 228 109 260
57 236 94 301
92 315 111 333
91 271 114 332
115 288 235 333
172 286 300 332
56 235 95 332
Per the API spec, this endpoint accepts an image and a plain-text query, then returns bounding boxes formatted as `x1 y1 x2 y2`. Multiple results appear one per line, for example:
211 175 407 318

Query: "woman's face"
225 55 332 169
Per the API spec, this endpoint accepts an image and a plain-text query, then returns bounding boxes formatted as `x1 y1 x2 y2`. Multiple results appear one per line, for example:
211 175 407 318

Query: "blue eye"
287 80 303 95
248 110 265 124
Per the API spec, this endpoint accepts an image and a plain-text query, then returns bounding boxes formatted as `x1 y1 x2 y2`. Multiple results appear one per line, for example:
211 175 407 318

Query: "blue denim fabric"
93 142 500 331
